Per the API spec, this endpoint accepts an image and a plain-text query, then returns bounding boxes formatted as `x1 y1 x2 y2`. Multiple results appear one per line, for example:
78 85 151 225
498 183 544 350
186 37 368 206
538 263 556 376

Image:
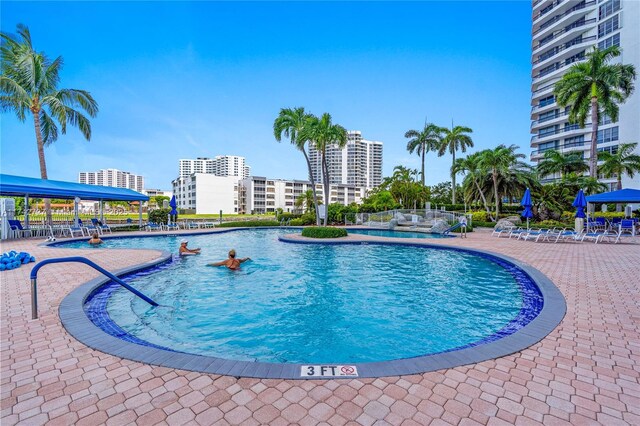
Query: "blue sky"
1 1 532 190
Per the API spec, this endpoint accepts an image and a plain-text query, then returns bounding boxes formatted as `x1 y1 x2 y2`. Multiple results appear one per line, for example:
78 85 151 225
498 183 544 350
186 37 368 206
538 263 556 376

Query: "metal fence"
347 209 472 229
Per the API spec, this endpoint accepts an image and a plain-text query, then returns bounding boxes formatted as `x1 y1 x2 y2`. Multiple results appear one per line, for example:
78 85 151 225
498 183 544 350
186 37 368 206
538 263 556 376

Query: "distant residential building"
530 0 640 189
178 156 250 179
78 169 144 192
308 131 383 189
172 174 239 214
143 189 173 198
238 176 366 214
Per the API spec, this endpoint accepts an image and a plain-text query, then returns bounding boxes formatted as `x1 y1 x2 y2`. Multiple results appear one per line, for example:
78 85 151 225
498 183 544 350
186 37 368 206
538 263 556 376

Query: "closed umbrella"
572 189 587 232
520 188 533 229
169 195 178 223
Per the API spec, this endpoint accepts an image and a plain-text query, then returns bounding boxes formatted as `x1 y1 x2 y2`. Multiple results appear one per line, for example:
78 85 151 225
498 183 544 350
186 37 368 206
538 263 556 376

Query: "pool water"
69 229 540 364
347 228 451 239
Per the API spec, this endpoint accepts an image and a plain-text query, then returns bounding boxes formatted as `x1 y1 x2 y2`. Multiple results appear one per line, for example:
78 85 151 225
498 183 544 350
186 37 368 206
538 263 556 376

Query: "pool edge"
58 230 567 379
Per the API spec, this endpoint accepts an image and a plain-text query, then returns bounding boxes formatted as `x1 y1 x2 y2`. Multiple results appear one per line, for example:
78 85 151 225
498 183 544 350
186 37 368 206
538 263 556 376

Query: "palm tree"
437 124 473 204
452 152 492 219
1 24 99 222
598 142 640 190
554 46 636 177
404 123 442 186
294 188 316 213
299 113 347 225
478 145 526 219
536 150 589 178
274 107 321 225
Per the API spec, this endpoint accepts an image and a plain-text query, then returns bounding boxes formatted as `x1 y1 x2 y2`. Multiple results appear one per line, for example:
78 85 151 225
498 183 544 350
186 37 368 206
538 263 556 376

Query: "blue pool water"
64 229 542 364
347 229 451 239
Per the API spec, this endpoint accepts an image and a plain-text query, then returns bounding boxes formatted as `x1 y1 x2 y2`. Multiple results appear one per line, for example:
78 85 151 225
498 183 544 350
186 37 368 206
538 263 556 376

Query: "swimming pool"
347 228 452 238
56 228 564 377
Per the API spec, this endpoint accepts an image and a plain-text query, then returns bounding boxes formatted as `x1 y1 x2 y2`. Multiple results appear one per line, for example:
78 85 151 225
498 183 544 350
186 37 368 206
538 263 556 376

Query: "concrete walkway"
1 229 639 425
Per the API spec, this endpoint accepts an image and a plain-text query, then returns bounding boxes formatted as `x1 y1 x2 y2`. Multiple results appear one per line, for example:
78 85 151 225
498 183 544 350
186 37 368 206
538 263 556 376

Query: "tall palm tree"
1 24 99 222
598 142 640 190
452 152 492 219
404 123 442 186
536 149 589 178
437 124 473 204
299 113 347 225
554 46 636 177
478 144 526 219
273 107 321 225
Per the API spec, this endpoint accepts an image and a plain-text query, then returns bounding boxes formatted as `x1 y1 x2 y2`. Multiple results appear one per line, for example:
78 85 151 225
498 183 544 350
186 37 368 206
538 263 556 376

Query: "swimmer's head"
229 249 236 258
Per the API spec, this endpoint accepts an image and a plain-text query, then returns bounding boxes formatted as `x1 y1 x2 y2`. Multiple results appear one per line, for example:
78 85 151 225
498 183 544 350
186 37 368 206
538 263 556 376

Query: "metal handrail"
29 256 158 319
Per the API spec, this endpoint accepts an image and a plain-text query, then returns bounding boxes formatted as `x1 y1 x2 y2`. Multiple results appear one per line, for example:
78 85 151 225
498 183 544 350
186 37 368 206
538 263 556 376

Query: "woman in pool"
179 240 201 256
208 249 250 270
88 232 103 245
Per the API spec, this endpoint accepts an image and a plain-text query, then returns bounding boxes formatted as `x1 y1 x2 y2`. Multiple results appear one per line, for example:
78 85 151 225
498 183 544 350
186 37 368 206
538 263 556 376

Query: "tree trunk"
589 97 598 178
33 112 52 225
474 178 493 221
302 147 321 226
492 171 500 219
421 147 425 186
322 153 329 226
451 149 456 204
617 174 622 190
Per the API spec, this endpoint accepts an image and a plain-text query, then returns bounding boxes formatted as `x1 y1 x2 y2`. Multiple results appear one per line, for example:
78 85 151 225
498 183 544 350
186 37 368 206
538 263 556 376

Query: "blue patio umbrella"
572 189 587 219
520 188 533 229
169 195 178 222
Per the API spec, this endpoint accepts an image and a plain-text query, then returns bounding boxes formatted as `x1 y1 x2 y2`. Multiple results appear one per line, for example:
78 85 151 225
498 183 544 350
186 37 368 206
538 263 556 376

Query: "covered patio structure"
0 174 149 239
586 188 640 214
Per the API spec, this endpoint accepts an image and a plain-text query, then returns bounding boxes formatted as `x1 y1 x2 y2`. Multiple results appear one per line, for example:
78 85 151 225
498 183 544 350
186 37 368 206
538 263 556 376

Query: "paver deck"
1 229 639 425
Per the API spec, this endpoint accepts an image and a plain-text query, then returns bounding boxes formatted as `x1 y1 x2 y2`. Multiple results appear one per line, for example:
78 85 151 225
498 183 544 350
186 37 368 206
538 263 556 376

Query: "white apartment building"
238 176 366 214
530 0 640 189
78 169 144 193
178 156 250 179
171 174 239 214
308 131 383 189
143 189 173 198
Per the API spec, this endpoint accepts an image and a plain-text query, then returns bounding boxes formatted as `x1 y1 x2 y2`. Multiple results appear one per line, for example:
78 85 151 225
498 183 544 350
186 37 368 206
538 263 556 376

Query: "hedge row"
301 227 348 238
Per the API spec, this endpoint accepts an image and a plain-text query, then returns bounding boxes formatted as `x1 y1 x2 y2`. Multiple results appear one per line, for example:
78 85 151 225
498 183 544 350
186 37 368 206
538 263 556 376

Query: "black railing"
533 35 596 65
535 18 596 50
533 1 595 35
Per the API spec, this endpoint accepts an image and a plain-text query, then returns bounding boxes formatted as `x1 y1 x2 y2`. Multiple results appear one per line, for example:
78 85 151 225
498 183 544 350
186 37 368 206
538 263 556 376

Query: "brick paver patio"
1 229 639 425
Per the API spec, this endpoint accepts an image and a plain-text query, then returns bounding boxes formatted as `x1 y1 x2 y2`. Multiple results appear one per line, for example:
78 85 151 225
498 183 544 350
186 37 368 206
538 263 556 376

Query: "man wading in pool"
208 249 251 270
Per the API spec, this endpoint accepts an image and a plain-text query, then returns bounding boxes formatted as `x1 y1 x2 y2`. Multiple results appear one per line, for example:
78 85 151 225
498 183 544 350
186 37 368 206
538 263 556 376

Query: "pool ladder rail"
29 256 158 319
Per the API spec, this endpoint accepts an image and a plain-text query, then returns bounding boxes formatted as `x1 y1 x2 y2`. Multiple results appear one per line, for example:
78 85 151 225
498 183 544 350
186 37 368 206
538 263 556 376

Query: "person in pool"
179 239 201 256
88 232 103 245
208 249 250 270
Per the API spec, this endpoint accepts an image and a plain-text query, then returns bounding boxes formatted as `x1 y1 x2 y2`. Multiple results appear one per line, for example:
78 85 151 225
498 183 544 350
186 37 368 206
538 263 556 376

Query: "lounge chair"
163 222 180 231
146 222 162 232
492 225 515 237
507 227 528 239
581 231 604 243
79 219 100 235
66 224 85 238
8 220 33 238
186 222 201 230
518 228 553 242
91 218 112 234
553 229 582 243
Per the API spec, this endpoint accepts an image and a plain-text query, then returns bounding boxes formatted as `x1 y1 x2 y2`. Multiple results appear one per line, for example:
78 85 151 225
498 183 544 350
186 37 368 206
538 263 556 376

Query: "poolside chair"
612 220 638 243
146 222 163 232
507 227 528 239
79 219 100 235
517 228 552 242
186 222 201 230
553 229 582 243
581 231 604 243
65 224 85 238
8 220 33 238
491 225 515 237
163 222 180 231
91 218 112 234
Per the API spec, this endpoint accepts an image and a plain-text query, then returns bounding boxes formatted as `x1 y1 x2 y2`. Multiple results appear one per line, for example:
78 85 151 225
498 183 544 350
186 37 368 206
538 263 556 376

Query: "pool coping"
58 229 567 379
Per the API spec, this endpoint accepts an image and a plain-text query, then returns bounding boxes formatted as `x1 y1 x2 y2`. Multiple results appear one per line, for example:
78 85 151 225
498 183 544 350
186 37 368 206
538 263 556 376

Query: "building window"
597 145 618 154
538 109 558 122
598 33 620 50
598 15 619 38
539 125 557 137
564 122 580 131
538 140 559 152
597 126 619 144
539 95 555 107
599 0 620 20
564 135 585 147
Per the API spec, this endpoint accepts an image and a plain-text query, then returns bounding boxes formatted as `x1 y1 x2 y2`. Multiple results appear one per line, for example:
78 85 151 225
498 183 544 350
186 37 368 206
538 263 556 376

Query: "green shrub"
289 218 304 226
301 226 348 238
217 220 280 228
148 208 172 225
278 212 302 220
300 212 316 225
474 220 496 228
592 211 625 219
470 210 488 222
534 220 567 229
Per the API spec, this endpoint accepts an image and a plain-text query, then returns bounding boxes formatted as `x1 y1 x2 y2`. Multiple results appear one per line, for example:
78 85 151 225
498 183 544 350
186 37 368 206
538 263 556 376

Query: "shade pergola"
0 174 149 235
585 188 640 204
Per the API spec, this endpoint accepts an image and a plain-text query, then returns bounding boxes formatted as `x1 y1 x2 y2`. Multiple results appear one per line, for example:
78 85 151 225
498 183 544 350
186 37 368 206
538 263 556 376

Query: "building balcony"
531 125 590 143
532 35 596 72
531 110 570 128
532 56 587 85
533 18 596 55
530 140 586 159
532 1 596 39
531 101 559 114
